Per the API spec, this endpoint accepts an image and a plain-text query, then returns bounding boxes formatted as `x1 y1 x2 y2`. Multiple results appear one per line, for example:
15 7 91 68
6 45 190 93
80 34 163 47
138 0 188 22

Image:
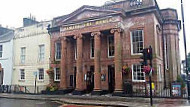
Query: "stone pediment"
55 6 121 26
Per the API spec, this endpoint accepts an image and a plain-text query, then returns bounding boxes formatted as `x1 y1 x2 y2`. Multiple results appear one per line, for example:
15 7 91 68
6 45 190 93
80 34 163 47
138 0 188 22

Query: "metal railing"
123 81 188 98
0 85 46 94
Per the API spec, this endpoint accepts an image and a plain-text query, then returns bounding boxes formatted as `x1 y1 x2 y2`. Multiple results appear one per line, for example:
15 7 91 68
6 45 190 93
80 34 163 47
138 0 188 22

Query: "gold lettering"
63 18 113 31
86 22 89 26
96 20 100 24
89 22 92 26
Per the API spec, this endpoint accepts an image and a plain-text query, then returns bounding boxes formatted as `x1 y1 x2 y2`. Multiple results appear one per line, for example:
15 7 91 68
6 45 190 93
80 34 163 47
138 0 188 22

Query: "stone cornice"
60 22 119 37
163 19 181 31
14 31 48 39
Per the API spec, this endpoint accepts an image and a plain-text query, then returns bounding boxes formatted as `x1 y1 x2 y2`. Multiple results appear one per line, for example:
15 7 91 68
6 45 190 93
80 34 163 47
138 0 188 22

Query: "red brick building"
48 0 181 94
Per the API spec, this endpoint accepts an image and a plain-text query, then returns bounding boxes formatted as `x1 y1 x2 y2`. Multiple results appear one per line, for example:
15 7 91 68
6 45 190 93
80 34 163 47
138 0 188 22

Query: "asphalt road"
0 98 61 107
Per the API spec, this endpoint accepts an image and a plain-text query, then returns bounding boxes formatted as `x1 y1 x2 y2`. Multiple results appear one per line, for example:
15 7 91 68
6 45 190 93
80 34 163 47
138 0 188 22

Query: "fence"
0 81 188 99
123 80 188 98
0 85 47 94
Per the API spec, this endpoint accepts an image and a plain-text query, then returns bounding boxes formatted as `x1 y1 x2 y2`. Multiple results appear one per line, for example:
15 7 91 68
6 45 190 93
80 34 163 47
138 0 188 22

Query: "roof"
0 27 10 35
52 5 124 27
0 30 14 43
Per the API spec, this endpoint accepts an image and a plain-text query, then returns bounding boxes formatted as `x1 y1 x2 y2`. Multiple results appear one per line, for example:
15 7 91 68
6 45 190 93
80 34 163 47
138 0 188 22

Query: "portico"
57 20 124 94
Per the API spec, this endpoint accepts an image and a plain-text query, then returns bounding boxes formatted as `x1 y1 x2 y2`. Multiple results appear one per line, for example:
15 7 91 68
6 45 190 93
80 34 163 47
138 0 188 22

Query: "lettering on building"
61 18 113 31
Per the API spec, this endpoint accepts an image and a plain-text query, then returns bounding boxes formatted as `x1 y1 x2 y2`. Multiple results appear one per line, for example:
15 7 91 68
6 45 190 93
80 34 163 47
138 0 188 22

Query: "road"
0 98 61 107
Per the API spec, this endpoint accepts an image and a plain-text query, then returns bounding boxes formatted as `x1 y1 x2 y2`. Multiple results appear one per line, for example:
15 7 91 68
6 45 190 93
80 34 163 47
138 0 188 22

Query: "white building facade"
0 29 14 85
12 21 51 93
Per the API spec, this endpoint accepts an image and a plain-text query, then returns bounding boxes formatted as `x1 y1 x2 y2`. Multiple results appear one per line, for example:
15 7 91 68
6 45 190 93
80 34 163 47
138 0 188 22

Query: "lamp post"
180 0 190 99
148 46 153 106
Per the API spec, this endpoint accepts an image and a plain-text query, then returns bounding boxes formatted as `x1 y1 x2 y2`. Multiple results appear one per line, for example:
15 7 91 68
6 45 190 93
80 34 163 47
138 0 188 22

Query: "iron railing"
123 80 188 98
0 85 46 94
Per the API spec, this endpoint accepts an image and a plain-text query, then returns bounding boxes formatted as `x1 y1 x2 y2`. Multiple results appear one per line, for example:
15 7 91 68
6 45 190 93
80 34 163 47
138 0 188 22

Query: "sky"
0 0 189 60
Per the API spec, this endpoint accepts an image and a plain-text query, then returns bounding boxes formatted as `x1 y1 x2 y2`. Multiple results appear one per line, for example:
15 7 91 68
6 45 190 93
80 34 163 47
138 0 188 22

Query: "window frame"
165 36 169 69
0 45 3 58
157 64 162 81
55 42 61 61
54 68 60 81
74 42 77 60
38 44 45 62
132 64 145 82
20 47 26 64
20 69 25 80
90 36 94 59
107 35 114 58
130 30 144 55
38 68 44 81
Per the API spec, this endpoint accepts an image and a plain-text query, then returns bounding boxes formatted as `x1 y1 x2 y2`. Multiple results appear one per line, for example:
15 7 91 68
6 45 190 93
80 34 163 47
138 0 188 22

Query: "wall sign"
101 74 106 81
171 83 182 97
61 18 113 31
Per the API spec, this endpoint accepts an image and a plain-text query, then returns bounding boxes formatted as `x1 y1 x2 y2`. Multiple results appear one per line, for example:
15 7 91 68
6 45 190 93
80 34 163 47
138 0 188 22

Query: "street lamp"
180 0 190 99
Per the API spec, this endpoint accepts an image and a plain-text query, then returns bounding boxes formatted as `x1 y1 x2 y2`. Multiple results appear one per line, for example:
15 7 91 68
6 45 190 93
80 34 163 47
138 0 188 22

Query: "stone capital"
59 36 67 41
73 34 83 39
91 31 101 37
110 28 123 34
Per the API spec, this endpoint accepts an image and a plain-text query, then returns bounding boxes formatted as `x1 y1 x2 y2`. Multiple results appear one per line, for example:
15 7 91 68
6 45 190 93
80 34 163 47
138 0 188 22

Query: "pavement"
0 93 189 107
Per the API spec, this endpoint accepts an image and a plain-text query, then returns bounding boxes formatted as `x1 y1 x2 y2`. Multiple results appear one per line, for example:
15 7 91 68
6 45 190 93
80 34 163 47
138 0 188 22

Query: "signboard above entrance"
61 17 116 31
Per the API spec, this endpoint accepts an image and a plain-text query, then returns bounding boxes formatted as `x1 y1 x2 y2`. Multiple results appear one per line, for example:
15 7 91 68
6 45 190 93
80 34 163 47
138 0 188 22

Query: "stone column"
60 36 67 89
67 39 73 87
75 34 84 92
91 31 101 94
111 28 123 93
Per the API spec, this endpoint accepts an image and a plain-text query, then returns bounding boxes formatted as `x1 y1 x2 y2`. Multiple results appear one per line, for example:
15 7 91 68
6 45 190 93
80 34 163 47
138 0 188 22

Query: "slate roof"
0 30 14 43
0 27 10 35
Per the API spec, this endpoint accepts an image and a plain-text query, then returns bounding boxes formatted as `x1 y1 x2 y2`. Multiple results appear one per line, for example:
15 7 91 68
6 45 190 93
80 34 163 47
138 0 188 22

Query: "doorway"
73 67 76 89
0 69 3 85
108 65 115 93
86 66 94 93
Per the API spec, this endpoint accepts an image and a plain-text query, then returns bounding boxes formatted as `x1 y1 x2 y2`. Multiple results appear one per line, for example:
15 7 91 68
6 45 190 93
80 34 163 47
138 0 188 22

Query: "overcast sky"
0 0 189 60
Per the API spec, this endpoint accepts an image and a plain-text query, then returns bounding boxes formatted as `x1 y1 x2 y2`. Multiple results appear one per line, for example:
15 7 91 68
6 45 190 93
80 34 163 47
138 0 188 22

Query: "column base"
101 90 109 95
112 90 124 96
72 90 85 95
91 90 102 95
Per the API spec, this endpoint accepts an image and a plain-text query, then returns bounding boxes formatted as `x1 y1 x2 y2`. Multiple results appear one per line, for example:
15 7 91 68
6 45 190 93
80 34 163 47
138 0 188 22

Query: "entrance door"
86 66 94 93
73 67 76 89
0 69 3 85
108 65 115 93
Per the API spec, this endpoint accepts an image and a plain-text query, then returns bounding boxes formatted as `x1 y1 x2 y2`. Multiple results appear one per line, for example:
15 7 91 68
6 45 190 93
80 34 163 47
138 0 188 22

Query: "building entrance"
73 67 77 89
0 63 3 85
108 65 115 93
86 66 94 93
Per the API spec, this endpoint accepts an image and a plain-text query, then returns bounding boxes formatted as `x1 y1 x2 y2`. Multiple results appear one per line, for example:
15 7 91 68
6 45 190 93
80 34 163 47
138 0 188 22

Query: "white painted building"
12 21 51 93
0 28 14 85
